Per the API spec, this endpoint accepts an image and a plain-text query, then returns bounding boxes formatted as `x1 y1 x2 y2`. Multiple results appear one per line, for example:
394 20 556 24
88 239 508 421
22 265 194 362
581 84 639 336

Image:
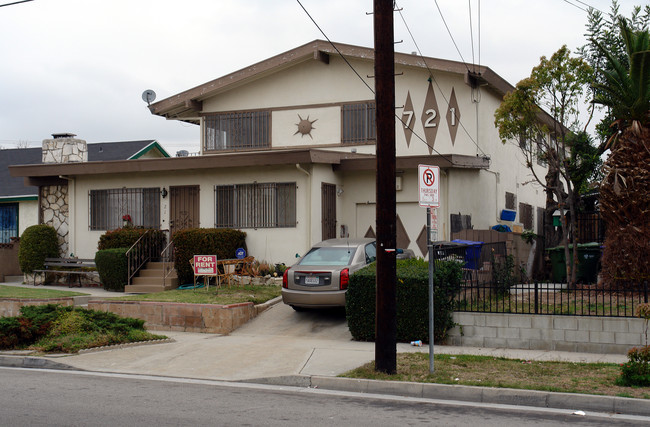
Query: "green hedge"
173 228 247 285
98 228 166 250
18 225 60 274
346 258 462 343
95 248 129 291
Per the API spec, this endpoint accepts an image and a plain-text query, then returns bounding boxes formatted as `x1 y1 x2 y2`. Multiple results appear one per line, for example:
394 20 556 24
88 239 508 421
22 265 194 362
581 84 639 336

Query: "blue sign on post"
235 248 246 259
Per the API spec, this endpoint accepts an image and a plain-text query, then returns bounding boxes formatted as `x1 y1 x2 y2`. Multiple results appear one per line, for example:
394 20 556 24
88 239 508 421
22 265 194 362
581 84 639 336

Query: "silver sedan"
281 238 377 310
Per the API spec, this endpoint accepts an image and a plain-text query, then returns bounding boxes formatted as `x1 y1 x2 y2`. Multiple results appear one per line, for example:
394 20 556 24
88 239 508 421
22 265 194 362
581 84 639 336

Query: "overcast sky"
0 0 638 155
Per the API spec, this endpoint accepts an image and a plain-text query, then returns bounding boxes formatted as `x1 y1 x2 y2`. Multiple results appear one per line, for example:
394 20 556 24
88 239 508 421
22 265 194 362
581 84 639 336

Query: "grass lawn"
111 284 281 305
0 285 87 299
343 353 650 399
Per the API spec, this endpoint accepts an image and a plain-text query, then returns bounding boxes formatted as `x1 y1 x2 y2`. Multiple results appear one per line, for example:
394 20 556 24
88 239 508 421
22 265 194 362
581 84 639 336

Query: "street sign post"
419 164 440 374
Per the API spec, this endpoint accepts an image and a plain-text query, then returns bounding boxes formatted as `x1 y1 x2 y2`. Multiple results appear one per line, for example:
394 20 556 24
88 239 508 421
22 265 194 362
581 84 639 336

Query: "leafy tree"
495 46 594 285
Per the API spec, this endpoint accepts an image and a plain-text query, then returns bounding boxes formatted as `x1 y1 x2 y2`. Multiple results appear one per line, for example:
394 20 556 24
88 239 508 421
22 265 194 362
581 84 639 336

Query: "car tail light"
282 268 290 288
340 268 349 290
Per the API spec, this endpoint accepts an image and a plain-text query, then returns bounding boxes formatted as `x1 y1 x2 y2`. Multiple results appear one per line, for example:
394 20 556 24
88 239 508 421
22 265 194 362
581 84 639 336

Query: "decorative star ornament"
294 114 317 138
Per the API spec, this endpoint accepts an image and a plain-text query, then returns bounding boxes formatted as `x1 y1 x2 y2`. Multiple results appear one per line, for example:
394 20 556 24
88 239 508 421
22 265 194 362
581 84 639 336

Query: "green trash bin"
546 245 566 282
576 242 601 284
546 243 601 283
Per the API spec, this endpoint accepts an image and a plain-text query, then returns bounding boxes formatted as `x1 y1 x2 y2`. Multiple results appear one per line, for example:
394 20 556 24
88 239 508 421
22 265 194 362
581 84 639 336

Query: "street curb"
0 355 80 371
3 355 649 417
307 376 650 417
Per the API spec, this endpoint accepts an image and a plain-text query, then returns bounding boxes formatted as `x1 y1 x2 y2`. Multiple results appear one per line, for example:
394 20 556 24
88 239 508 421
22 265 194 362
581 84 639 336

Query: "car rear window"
298 247 356 266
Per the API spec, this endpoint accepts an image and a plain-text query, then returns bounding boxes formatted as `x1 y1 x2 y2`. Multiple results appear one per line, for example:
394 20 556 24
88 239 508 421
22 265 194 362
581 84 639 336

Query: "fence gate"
321 183 336 240
170 185 199 236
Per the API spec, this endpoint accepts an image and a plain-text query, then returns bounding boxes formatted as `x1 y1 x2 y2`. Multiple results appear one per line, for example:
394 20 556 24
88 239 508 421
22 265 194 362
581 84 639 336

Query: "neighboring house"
10 40 549 265
5 136 169 254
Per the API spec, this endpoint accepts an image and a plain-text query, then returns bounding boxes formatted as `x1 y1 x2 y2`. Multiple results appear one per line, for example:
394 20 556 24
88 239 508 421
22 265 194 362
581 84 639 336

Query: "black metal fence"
431 242 646 318
574 211 605 243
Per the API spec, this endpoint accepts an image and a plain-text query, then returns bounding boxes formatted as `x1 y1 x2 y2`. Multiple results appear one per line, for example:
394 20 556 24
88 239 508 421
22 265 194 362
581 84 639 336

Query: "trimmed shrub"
0 304 63 349
98 228 166 250
95 248 129 291
618 346 650 386
346 258 463 343
173 228 247 285
18 225 59 274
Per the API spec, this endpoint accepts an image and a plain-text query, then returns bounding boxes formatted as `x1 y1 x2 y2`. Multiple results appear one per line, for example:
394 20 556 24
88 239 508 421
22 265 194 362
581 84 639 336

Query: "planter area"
87 300 270 334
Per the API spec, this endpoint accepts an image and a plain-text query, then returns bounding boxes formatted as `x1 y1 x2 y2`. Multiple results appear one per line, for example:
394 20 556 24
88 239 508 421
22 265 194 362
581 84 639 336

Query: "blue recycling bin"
452 239 484 269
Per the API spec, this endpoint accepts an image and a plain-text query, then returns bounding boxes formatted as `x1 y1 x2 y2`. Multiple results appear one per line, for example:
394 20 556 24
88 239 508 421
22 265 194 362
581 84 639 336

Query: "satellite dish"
142 89 156 106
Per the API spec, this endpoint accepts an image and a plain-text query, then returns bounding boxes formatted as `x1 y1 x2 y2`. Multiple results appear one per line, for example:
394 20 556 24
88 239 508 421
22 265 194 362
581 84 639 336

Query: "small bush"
18 225 59 274
618 346 650 386
98 228 166 251
0 304 161 353
95 248 129 291
0 304 66 349
173 228 247 284
346 258 462 343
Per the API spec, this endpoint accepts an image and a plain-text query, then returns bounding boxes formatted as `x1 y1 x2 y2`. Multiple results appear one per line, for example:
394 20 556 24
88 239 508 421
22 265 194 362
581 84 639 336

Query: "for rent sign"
193 255 217 275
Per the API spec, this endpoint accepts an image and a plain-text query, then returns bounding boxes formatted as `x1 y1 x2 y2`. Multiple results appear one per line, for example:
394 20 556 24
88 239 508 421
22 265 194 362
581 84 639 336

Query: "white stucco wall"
69 166 317 265
18 200 38 236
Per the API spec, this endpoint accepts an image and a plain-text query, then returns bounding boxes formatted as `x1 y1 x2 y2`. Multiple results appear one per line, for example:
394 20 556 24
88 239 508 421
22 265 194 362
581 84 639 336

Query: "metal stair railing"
161 233 175 288
126 230 167 287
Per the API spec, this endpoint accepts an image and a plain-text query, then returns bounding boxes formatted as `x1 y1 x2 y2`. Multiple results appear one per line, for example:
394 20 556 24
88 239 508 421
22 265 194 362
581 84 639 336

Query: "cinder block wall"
448 312 646 354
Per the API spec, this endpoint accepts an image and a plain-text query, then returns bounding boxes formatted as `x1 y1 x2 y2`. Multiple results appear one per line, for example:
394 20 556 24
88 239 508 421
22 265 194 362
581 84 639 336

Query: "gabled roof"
1 140 169 200
149 39 514 123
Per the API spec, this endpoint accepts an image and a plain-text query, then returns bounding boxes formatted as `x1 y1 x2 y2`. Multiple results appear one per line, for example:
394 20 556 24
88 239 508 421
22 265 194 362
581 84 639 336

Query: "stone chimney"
38 133 87 259
42 133 87 163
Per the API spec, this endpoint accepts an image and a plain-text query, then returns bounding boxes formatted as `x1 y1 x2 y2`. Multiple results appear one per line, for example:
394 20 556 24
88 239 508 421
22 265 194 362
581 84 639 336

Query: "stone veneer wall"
39 135 86 256
0 298 74 317
448 312 645 355
88 300 261 334
40 185 69 256
42 136 87 163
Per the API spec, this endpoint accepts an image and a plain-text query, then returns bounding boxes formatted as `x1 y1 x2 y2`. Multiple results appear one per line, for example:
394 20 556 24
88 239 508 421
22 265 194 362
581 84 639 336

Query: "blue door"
0 203 18 243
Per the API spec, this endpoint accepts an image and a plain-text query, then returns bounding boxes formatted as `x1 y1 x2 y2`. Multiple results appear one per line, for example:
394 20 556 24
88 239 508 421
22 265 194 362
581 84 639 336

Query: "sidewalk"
1 281 648 417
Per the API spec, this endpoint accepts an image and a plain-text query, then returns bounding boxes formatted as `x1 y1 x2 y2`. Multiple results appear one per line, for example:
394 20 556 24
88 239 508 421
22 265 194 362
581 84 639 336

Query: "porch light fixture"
161 188 168 198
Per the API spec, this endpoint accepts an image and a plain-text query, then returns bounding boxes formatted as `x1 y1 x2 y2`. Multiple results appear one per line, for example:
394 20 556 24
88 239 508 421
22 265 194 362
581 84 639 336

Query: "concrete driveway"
45 301 376 382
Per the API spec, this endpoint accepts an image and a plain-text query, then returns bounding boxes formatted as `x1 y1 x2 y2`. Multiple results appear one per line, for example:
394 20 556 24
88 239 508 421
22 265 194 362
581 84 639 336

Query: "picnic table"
32 257 100 288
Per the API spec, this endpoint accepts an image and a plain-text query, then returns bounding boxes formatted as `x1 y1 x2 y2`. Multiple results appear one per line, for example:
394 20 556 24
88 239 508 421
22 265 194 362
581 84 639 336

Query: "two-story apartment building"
10 40 548 265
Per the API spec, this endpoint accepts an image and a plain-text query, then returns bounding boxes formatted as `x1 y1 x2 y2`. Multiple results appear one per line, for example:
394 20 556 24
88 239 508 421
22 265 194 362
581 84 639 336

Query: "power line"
468 0 476 72
395 3 488 158
561 0 590 14
296 0 459 165
0 0 34 8
433 0 471 73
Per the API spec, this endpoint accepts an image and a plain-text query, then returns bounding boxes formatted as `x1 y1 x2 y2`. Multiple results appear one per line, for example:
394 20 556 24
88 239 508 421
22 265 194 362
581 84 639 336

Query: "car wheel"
290 305 306 312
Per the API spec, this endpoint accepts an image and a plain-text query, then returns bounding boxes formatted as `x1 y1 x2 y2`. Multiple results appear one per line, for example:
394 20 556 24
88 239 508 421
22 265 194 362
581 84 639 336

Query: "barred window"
215 182 296 229
342 102 376 143
89 188 160 231
519 202 534 230
0 203 18 243
203 111 270 151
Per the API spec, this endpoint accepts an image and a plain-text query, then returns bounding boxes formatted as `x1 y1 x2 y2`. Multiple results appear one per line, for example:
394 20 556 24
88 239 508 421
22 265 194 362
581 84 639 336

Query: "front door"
170 185 200 236
321 183 336 240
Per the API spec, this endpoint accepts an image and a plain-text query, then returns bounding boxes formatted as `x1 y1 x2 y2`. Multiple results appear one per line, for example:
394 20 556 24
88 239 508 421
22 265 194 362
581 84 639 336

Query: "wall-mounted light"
336 188 344 197
161 188 168 198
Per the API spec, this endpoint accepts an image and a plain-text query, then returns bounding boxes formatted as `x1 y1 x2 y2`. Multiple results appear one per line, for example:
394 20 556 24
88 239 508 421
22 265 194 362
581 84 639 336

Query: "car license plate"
304 276 319 285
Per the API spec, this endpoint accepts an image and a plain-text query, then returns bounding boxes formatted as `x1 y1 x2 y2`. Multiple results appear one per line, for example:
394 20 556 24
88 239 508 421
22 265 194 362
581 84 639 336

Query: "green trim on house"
0 196 38 203
128 141 170 159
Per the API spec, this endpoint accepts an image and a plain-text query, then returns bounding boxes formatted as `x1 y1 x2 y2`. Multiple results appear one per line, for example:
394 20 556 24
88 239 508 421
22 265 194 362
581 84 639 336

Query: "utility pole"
374 0 397 374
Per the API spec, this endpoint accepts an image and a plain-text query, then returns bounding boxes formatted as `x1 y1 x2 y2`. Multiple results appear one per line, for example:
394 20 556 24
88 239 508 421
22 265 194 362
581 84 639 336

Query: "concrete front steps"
124 262 179 293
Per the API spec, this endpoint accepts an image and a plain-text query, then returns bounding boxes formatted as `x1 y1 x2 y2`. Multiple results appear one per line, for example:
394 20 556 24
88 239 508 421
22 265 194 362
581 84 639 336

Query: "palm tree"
592 19 650 286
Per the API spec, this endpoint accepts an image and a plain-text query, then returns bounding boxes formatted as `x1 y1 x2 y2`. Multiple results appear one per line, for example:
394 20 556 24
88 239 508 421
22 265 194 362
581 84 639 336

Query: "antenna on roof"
141 89 156 106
